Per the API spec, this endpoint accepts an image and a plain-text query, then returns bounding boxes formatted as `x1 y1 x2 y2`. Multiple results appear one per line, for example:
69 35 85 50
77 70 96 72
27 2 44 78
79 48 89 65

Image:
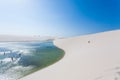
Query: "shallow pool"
0 41 65 80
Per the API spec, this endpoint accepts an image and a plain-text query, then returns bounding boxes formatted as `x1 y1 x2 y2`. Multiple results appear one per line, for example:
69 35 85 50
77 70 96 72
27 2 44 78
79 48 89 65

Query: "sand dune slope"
20 30 120 80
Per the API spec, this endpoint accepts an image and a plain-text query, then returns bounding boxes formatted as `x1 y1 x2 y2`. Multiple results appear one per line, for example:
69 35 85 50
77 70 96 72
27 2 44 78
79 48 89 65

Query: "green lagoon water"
0 41 65 80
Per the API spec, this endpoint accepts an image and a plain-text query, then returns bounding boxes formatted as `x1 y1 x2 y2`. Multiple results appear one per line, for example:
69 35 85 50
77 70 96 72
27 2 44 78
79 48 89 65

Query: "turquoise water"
0 41 65 80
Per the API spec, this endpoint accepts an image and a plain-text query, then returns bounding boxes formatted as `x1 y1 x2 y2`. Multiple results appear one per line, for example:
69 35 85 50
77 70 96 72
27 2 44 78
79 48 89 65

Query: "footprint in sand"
94 67 120 80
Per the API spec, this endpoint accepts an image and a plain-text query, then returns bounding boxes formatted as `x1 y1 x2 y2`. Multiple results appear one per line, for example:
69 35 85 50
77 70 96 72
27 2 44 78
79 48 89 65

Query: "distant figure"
1 61 2 64
88 40 90 43
18 53 21 57
4 52 5 55
11 57 13 61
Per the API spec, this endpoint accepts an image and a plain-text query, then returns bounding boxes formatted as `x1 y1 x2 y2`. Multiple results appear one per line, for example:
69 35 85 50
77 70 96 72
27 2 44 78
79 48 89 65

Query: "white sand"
0 35 54 42
20 30 120 80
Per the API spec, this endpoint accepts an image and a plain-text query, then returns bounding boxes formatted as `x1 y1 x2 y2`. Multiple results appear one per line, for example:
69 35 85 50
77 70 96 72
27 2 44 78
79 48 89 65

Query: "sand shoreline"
20 30 120 80
0 35 55 42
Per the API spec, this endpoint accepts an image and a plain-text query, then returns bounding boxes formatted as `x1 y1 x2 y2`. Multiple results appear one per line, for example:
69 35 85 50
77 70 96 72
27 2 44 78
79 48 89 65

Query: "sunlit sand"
20 30 120 80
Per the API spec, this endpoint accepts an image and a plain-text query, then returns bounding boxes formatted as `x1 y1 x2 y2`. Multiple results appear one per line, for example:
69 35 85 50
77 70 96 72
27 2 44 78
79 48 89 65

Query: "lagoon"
0 41 64 80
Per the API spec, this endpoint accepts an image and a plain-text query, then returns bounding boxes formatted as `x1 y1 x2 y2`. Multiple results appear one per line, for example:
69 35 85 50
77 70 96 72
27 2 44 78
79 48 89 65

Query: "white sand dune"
0 35 55 42
20 30 120 80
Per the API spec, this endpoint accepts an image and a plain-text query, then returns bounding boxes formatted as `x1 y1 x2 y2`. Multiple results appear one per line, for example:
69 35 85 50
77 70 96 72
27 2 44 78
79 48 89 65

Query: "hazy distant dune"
0 35 56 42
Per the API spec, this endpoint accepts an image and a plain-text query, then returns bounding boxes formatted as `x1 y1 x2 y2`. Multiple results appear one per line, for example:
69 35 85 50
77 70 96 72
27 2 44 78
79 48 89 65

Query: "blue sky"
0 0 120 37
